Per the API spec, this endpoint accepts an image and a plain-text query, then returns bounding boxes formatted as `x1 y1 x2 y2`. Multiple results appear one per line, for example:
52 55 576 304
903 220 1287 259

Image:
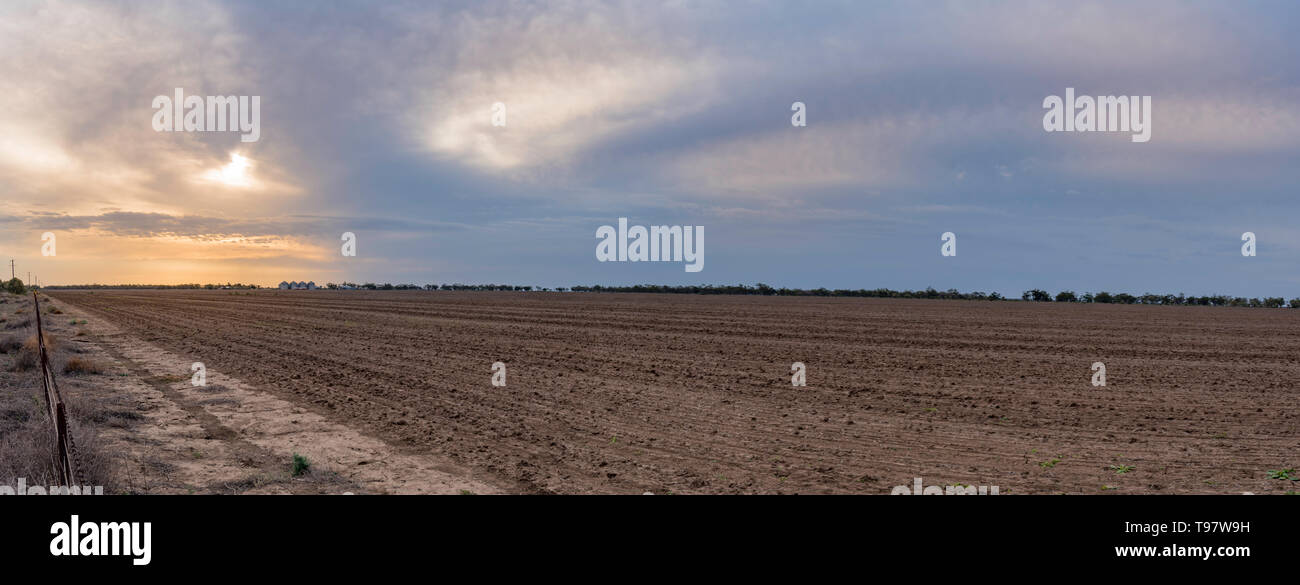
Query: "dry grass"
8 335 54 372
0 382 117 491
0 304 119 492
3 316 31 330
63 357 103 375
8 345 37 372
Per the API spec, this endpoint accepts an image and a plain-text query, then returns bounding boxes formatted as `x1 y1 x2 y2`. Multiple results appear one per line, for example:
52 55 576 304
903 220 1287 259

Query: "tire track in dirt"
95 340 294 487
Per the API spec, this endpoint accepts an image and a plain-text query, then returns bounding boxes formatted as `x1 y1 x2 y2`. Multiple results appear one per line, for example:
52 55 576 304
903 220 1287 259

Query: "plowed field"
49 289 1300 494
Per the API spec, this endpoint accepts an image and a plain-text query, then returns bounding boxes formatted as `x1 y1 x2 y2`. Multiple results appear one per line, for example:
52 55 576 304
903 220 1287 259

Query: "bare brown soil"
49 289 1300 494
35 297 497 495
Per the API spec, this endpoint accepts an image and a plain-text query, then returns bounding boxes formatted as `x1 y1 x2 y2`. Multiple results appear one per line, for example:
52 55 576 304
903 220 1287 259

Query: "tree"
1055 290 1078 303
4 278 24 295
1022 289 1051 302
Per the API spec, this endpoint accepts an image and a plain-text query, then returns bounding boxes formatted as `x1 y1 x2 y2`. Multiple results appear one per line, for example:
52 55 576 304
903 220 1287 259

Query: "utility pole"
9 259 13 279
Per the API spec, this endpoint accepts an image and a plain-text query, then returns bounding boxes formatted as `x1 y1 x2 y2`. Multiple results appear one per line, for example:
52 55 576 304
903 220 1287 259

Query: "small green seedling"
1266 469 1297 481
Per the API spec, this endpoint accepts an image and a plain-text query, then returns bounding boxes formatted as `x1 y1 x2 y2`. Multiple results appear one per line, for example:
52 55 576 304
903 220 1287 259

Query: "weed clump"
291 453 311 477
63 357 103 375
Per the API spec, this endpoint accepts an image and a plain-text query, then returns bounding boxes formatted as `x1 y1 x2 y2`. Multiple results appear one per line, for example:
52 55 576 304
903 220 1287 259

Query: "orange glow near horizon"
5 230 344 287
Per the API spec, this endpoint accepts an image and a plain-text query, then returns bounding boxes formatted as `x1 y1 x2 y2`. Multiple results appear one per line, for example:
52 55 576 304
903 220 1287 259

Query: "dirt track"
49 289 1300 494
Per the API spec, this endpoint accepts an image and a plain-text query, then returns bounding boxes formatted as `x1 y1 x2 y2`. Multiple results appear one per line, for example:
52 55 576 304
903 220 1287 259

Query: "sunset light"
202 152 254 188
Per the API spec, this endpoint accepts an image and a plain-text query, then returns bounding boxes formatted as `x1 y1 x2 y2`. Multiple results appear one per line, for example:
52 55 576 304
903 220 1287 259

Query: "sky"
1 0 1298 297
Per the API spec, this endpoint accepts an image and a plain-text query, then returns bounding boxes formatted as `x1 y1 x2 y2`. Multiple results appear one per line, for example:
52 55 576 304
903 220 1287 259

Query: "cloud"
383 2 720 173
0 0 301 217
0 0 1297 294
16 210 462 241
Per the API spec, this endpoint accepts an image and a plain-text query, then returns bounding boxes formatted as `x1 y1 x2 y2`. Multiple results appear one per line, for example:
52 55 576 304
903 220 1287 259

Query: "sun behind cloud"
201 152 256 188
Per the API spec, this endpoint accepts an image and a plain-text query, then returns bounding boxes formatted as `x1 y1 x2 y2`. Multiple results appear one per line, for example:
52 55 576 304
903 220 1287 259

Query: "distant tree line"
1020 289 1300 308
567 283 1007 299
324 282 536 291
33 281 1300 308
566 283 1300 308
42 283 261 290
